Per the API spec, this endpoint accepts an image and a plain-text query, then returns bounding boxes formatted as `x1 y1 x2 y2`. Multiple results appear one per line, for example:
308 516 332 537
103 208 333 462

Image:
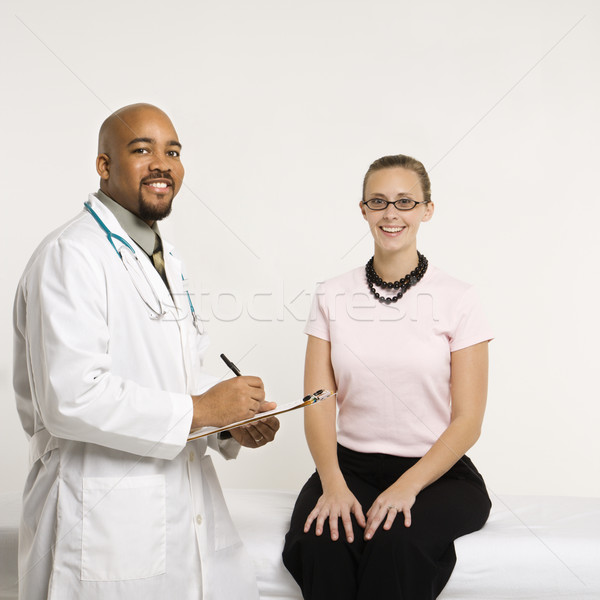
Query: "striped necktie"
151 235 170 289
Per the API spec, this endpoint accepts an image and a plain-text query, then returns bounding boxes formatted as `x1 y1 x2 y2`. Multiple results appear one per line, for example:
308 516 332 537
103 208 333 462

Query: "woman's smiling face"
360 167 434 256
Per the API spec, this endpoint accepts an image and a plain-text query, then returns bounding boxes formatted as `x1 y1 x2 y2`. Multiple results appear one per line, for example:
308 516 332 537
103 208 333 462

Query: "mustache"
141 172 174 185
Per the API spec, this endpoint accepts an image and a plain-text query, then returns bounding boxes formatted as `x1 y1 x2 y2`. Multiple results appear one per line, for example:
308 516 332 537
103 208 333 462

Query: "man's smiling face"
97 104 185 225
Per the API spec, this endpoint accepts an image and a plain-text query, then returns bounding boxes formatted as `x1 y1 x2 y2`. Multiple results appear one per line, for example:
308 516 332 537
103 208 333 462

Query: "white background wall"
1 0 599 499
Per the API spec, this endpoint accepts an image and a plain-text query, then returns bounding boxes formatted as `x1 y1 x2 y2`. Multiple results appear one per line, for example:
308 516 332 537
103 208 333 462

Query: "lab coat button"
196 514 202 525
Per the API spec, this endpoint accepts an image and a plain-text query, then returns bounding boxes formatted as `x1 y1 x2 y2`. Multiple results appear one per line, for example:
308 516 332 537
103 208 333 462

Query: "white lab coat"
13 194 259 600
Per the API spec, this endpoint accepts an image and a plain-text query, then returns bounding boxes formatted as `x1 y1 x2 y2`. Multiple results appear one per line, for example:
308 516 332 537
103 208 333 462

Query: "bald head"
96 103 184 225
98 103 174 155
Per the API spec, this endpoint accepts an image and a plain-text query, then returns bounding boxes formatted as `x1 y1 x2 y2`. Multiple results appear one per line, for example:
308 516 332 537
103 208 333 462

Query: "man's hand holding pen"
219 353 280 447
190 376 271 428
189 354 280 447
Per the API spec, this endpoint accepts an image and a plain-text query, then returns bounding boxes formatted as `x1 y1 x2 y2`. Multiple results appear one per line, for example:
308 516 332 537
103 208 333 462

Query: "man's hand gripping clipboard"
187 389 336 441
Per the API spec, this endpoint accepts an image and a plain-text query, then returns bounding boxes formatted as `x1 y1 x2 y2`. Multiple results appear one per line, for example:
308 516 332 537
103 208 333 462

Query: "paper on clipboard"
187 389 335 441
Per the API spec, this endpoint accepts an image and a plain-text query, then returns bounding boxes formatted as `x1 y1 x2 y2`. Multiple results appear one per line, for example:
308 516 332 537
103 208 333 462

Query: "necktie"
151 235 170 290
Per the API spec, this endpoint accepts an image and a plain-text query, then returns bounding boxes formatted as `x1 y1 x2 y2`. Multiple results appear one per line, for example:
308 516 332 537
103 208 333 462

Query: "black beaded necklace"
365 252 428 304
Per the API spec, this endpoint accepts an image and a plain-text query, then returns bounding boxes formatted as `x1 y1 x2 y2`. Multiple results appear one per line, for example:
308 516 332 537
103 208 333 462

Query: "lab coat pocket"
199 456 243 552
81 474 166 581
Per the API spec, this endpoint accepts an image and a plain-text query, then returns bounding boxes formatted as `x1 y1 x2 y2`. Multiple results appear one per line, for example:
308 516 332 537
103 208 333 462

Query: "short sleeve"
449 286 494 352
304 284 331 341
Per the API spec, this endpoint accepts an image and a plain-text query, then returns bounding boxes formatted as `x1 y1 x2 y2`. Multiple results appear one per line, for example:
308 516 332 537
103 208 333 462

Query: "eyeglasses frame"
361 198 430 211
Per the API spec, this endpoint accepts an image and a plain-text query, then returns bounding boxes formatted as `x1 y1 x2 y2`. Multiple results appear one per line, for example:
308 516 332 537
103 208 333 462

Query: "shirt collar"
94 189 161 256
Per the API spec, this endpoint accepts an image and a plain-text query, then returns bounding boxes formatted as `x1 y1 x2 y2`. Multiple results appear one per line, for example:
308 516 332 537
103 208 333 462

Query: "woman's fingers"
353 501 366 528
365 504 408 539
315 508 329 536
364 505 385 540
302 485 369 542
303 496 363 542
402 506 412 527
328 511 340 541
304 505 321 533
340 509 355 543
382 506 398 530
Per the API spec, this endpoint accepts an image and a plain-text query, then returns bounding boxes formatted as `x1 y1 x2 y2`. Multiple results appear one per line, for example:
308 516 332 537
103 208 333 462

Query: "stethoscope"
84 201 202 333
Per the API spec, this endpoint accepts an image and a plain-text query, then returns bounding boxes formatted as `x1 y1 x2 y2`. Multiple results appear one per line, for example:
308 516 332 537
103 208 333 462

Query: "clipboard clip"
302 389 335 406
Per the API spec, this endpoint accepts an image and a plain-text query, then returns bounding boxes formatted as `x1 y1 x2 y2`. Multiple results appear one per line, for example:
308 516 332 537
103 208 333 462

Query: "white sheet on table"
225 490 600 600
0 493 20 600
1 490 599 600
225 489 302 600
442 494 600 599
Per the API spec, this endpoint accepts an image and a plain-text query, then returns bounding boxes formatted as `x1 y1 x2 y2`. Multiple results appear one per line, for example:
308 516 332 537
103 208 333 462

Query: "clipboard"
187 389 335 441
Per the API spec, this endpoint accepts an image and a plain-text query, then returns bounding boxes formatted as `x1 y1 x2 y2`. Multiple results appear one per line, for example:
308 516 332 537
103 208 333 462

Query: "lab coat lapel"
163 244 212 394
163 243 184 313
86 195 175 318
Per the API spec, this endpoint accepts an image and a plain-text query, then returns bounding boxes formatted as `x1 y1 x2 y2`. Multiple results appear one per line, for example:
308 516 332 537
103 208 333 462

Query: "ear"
359 199 368 220
422 201 435 222
96 153 110 180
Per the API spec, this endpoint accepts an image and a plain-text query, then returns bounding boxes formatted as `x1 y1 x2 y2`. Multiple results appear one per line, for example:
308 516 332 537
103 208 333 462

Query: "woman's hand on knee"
303 486 366 543
364 484 417 540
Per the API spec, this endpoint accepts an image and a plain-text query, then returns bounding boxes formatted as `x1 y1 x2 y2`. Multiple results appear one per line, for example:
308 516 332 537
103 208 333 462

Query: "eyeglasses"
362 198 429 211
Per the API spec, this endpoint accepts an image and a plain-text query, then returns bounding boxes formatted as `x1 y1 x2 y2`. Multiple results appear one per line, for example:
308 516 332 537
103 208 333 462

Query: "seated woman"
282 154 493 600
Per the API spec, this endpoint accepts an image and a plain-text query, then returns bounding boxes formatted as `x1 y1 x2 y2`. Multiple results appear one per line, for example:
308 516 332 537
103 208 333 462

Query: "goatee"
137 192 174 222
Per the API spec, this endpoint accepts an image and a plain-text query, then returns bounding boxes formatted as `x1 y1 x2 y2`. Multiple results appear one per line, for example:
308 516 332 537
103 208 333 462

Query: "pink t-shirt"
304 265 493 457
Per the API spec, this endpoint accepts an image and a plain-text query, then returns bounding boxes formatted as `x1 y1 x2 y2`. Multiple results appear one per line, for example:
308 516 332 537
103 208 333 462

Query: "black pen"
220 353 242 377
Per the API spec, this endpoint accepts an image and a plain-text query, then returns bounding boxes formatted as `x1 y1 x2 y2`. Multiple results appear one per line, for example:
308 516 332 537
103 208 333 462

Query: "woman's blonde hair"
362 154 431 203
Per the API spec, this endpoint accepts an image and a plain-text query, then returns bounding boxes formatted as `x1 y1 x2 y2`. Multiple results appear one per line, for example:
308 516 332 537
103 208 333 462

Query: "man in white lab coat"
13 103 279 599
